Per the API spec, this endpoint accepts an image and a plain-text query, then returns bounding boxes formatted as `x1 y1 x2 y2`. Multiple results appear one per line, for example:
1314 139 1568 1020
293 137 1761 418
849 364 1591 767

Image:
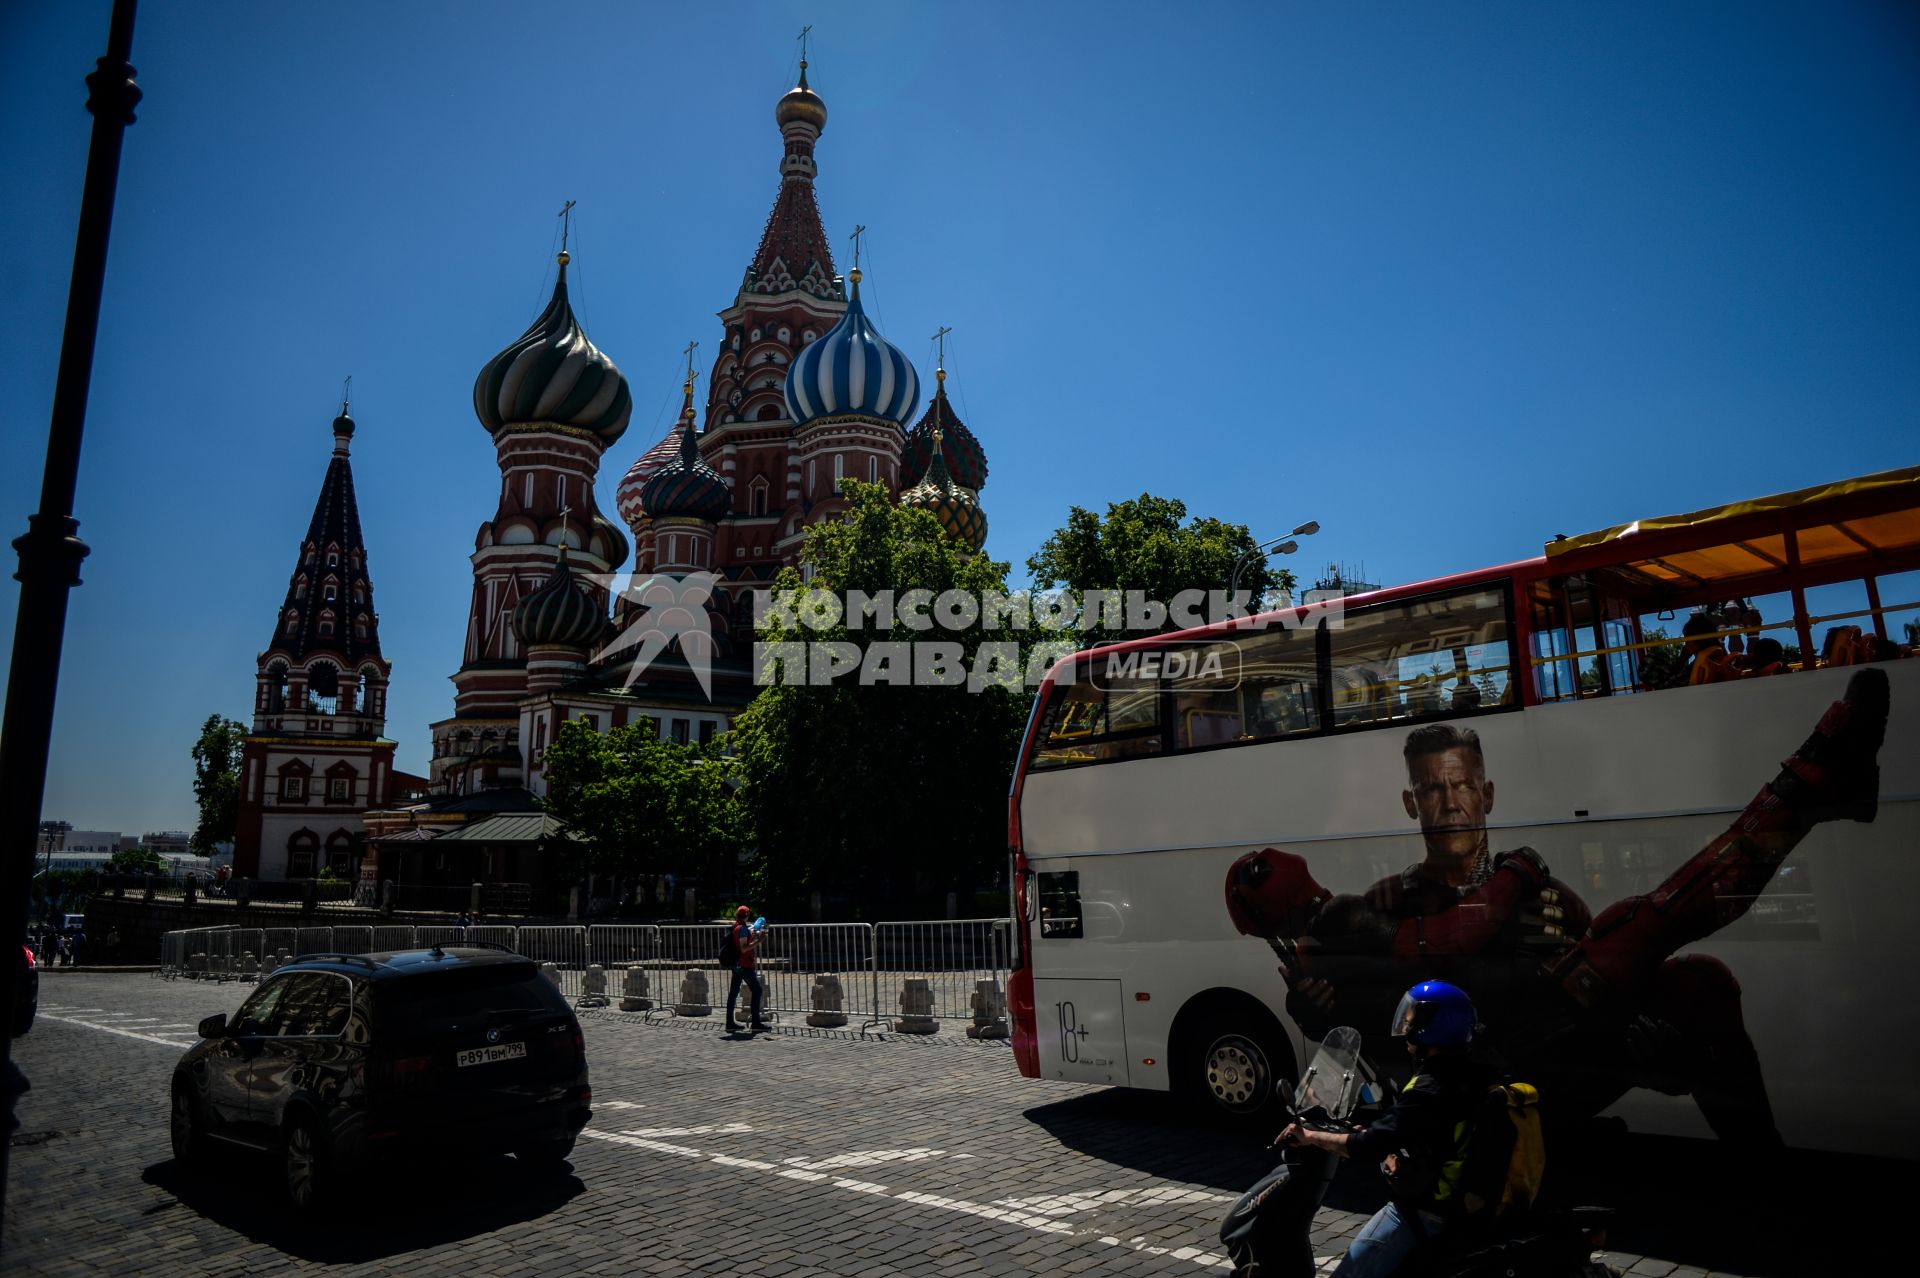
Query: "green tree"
541 718 745 895
1637 626 1684 691
732 480 1034 915
1026 493 1297 648
190 714 248 856
107 846 165 876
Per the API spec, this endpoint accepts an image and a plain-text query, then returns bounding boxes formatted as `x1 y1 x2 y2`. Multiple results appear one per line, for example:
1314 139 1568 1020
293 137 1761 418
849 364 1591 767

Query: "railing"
154 919 1015 1036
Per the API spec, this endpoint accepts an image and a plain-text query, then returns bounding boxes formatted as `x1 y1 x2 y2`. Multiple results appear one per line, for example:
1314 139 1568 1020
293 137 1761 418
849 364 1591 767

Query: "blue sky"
2 1 1915 833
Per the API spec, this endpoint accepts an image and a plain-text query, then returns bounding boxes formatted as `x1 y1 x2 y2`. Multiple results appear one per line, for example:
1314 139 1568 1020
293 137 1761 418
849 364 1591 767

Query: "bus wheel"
1177 999 1294 1118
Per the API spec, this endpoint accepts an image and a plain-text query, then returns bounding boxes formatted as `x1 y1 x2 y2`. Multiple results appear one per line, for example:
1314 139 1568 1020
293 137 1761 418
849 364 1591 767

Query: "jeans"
1331 1201 1446 1278
727 967 763 1025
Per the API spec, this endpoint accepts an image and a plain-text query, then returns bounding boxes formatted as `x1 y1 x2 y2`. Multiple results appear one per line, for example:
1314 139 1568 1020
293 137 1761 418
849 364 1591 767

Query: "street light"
1229 520 1321 602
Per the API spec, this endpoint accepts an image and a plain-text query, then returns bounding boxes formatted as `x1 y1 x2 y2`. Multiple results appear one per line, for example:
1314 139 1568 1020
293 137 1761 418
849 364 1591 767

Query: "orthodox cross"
683 340 699 382
557 199 576 254
340 374 352 415
930 326 952 370
797 25 811 62
849 224 866 271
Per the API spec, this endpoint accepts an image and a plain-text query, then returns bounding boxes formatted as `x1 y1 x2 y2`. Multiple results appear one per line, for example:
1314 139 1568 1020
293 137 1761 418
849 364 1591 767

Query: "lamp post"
0 0 141 1223
1229 520 1321 604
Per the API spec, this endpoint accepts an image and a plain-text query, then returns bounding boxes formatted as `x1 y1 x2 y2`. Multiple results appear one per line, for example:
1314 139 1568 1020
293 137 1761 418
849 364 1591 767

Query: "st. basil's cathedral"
232 61 992 886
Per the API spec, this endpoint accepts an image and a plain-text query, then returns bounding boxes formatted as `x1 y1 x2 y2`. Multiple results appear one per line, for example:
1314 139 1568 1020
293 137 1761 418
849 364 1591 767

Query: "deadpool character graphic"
1225 668 1890 1148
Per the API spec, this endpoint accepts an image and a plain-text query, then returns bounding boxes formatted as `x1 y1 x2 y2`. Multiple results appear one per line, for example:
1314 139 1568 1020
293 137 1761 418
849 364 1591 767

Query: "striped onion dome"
511 547 613 650
783 268 919 427
639 390 732 523
594 511 630 572
615 429 683 535
902 368 987 492
900 431 987 551
474 252 632 444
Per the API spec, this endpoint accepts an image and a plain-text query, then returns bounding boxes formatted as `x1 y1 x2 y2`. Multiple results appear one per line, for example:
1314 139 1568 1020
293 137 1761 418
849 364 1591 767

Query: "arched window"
324 828 355 877
757 403 781 422
868 456 878 483
287 828 319 879
266 664 289 713
750 478 769 517
307 662 341 715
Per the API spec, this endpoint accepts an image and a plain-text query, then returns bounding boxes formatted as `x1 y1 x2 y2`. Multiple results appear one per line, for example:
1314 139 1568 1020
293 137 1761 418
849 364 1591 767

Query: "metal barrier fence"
154 919 1014 1035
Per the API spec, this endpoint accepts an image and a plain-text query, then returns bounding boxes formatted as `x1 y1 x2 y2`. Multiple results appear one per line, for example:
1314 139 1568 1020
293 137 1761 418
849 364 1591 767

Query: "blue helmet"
1391 980 1477 1047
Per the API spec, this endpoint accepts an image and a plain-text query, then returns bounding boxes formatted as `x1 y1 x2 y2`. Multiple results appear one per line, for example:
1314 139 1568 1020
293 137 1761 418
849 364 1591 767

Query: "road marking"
780 1147 945 1171
620 1122 753 1138
999 1186 1235 1217
35 1013 192 1049
578 1128 1231 1269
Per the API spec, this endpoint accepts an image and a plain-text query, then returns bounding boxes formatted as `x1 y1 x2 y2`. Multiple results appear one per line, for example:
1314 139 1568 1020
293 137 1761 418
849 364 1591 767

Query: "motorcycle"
1219 1026 1619 1278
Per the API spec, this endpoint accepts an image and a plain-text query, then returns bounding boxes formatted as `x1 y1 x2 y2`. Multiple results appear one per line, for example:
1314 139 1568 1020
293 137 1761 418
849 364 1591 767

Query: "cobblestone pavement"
3 973 1883 1276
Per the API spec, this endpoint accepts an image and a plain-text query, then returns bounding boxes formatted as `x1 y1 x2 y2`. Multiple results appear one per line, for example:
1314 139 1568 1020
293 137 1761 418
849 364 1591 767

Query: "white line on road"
578 1128 1231 1269
36 1013 192 1049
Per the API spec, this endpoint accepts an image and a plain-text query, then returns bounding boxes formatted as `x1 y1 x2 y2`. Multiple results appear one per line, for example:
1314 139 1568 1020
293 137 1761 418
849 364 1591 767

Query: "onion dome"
900 430 987 552
616 431 682 533
902 367 987 491
474 251 632 444
594 512 630 572
511 546 613 650
777 59 827 131
784 267 920 427
638 381 733 523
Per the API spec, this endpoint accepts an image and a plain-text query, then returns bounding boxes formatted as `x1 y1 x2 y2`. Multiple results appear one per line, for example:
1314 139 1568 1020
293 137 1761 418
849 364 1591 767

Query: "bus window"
1030 677 1163 770
1038 871 1083 939
1331 586 1512 727
1169 639 1246 749
1237 624 1320 741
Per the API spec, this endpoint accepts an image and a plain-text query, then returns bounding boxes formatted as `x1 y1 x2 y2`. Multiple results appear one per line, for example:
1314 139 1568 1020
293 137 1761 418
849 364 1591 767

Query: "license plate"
456 1041 527 1068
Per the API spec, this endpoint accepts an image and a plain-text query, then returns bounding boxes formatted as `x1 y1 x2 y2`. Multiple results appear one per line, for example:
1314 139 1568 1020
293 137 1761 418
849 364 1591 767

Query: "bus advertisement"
1007 465 1918 1157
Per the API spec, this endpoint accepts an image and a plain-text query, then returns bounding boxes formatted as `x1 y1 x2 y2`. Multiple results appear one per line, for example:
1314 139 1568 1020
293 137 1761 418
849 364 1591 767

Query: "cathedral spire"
749 55 836 299
264 401 383 666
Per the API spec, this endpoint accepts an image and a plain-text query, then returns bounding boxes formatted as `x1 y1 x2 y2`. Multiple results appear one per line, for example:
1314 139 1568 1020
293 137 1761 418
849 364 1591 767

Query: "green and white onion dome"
783 268 919 427
639 394 733 523
474 252 632 443
511 547 613 649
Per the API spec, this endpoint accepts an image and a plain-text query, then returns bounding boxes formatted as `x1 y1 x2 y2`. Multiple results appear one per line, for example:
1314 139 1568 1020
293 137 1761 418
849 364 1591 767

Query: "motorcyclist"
1277 980 1497 1278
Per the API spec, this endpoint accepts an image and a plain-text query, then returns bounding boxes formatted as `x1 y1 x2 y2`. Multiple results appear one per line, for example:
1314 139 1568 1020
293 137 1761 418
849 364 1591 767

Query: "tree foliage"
1026 493 1296 648
731 481 1034 916
540 717 745 890
107 846 165 876
190 714 248 856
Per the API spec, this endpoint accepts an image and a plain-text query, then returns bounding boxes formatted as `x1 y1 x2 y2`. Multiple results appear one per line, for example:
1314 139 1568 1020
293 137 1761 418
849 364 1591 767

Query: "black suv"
170 947 591 1209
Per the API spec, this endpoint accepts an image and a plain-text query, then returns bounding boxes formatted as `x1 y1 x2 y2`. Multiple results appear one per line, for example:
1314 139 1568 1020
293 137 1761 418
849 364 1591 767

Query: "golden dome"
777 60 827 130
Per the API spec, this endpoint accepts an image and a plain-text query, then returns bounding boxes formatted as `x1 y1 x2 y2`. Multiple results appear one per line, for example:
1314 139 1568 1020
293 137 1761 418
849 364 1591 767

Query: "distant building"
54 830 121 858
141 831 191 855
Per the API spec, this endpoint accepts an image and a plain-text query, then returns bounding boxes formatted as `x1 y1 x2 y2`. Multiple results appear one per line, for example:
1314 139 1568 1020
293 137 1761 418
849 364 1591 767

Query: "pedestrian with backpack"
723 905 769 1035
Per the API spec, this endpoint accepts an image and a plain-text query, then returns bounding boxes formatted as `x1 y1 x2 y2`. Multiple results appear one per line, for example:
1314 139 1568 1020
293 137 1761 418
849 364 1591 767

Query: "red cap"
735 906 751 919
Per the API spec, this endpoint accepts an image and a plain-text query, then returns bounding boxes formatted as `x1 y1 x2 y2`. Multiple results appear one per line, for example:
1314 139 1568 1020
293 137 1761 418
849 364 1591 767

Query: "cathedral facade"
354 62 992 891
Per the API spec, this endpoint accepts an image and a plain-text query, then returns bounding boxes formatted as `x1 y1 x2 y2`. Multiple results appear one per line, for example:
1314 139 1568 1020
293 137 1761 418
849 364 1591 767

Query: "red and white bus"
1008 465 1919 1156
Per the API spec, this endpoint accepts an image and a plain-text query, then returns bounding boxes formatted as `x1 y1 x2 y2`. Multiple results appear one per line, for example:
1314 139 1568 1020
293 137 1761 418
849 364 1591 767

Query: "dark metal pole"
0 0 141 1231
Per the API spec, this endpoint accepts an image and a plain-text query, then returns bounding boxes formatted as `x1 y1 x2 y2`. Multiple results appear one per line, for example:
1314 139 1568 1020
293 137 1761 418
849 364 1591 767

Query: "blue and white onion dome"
474 251 633 444
783 267 920 427
511 546 614 650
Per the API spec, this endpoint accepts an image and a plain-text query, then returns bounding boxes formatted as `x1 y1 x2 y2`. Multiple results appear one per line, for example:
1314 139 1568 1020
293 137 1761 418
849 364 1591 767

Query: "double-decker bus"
1008 465 1919 1156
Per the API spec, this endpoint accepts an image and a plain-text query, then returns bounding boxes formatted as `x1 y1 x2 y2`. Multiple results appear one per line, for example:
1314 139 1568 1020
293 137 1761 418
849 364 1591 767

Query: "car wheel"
282 1114 330 1211
169 1082 205 1166
514 1136 576 1171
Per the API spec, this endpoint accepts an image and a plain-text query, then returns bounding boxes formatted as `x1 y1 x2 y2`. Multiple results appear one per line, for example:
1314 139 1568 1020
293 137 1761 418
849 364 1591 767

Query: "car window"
232 977 290 1037
375 964 568 1036
270 972 355 1037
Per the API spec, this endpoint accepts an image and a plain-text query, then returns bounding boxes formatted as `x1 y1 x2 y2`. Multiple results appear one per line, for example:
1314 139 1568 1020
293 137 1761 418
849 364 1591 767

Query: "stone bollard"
619 965 654 1012
806 974 848 1028
240 951 260 981
539 962 561 988
675 969 712 1017
187 953 207 977
966 979 1009 1039
894 978 939 1034
579 964 609 1007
